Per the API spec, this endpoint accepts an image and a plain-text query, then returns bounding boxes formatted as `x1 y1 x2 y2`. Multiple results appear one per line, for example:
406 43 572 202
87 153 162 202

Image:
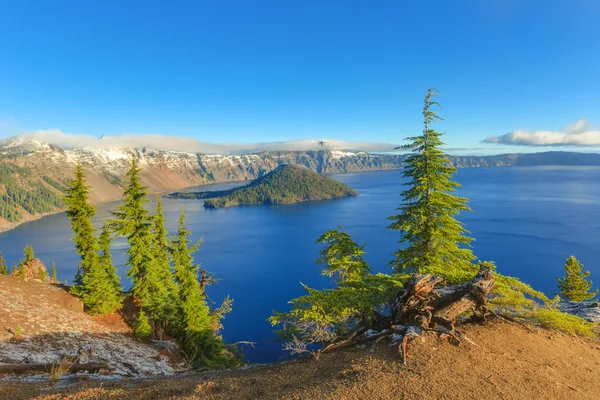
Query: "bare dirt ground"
2 320 599 400
0 276 180 378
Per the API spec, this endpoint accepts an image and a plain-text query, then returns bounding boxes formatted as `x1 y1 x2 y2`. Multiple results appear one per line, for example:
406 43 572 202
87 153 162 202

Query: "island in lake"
168 164 358 208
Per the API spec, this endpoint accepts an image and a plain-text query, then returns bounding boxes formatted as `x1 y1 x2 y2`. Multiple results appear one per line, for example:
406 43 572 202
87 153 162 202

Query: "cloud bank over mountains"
5 129 397 155
483 120 600 147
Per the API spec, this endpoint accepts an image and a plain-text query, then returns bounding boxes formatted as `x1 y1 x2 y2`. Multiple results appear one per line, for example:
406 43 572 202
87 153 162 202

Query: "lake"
1 166 599 363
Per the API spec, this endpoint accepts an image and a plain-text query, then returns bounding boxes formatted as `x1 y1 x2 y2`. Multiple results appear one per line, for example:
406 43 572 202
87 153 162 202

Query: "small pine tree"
79 255 123 315
18 265 26 279
134 310 152 339
557 256 598 302
388 88 476 284
316 227 370 282
171 209 229 368
0 251 7 275
24 245 34 262
10 263 16 274
99 222 122 294
37 267 47 282
151 195 179 324
51 262 57 281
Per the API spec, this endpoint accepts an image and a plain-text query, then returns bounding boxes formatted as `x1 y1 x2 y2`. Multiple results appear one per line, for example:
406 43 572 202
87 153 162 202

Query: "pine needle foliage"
99 222 122 294
488 263 596 336
151 195 179 324
557 256 598 302
51 262 57 281
270 228 403 345
111 157 164 312
64 165 98 285
0 251 7 275
316 227 371 282
24 245 34 262
65 165 121 315
388 88 476 284
134 310 152 339
171 209 237 369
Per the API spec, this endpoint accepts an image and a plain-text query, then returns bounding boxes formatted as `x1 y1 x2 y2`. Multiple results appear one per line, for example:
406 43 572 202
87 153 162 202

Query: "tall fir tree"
65 165 98 285
388 88 476 284
0 251 7 275
171 209 228 368
151 195 179 323
557 256 598 302
65 164 121 314
111 157 164 315
99 222 122 294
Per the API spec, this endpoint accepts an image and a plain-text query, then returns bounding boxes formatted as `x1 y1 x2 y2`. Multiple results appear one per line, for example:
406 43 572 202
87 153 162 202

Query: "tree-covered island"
168 164 358 208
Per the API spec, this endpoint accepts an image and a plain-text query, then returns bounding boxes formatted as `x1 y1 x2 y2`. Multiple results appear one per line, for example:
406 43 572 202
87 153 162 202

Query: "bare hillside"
0 276 183 378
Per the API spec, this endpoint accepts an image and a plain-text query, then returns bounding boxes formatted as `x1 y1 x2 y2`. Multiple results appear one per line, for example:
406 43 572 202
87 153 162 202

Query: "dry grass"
48 356 77 381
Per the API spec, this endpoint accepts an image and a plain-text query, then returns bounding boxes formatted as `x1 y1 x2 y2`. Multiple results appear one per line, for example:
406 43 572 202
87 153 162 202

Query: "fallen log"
0 362 109 375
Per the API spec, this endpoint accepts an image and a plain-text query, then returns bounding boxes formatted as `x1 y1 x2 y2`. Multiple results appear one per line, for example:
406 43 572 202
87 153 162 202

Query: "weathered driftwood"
0 362 109 375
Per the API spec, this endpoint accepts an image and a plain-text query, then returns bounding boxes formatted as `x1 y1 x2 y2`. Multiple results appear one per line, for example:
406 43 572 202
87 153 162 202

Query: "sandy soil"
2 321 599 400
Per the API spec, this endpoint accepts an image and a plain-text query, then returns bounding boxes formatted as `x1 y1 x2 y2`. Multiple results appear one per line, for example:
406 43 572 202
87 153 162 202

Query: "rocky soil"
0 276 182 377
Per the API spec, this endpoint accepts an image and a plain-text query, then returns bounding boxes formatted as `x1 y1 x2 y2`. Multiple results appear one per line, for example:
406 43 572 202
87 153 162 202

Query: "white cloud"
483 120 600 146
5 129 397 155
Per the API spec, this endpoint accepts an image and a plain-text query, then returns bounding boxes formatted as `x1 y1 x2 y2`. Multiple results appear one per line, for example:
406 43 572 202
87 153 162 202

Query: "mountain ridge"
1 136 600 233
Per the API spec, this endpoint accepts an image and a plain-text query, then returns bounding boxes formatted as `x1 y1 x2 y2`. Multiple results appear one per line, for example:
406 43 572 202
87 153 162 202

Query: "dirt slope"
0 276 180 377
2 320 599 400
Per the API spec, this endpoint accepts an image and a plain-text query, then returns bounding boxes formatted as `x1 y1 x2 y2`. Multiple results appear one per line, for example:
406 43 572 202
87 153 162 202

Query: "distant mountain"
1 134 599 232
170 164 358 208
446 151 600 168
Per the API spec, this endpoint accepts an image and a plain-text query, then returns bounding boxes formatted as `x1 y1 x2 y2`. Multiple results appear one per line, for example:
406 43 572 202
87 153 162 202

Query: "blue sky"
1 0 599 154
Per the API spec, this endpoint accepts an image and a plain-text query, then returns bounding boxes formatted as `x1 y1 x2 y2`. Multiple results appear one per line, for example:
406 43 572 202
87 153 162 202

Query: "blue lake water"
1 166 599 363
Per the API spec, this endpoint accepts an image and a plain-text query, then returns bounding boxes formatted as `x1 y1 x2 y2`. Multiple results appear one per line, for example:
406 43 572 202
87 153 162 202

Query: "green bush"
490 271 596 337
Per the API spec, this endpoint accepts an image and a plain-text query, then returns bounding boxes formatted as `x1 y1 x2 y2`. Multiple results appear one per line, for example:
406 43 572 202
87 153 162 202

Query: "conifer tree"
65 165 121 314
151 196 178 323
111 157 164 314
388 88 476 284
24 245 34 262
316 227 370 283
0 251 7 275
51 262 57 281
79 256 123 315
134 310 152 339
10 263 16 274
99 222 121 293
557 256 598 302
171 209 229 368
65 165 98 285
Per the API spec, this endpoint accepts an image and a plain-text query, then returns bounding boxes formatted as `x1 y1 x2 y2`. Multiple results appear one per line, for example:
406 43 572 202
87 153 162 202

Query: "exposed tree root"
320 264 496 363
